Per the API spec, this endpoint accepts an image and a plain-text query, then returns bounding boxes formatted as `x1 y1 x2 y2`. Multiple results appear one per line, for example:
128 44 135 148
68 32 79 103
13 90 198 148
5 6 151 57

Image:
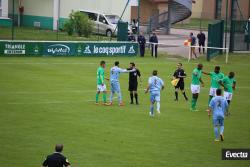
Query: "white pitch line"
0 62 178 65
0 97 118 105
0 87 250 95
0 61 250 67
2 101 82 105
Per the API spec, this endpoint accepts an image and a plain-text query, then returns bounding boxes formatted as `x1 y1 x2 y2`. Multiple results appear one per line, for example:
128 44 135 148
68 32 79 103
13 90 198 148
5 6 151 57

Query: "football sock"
208 96 213 105
220 126 224 135
214 127 219 139
118 91 122 103
134 93 138 103
191 98 197 109
150 104 154 114
182 92 188 100
103 93 107 103
156 102 160 111
95 93 99 103
175 91 178 100
194 98 197 107
110 92 114 103
130 93 133 103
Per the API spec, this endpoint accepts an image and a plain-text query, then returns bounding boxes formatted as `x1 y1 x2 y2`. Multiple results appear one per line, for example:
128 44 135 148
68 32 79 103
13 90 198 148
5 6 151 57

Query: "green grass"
0 53 250 167
0 27 114 41
173 18 213 30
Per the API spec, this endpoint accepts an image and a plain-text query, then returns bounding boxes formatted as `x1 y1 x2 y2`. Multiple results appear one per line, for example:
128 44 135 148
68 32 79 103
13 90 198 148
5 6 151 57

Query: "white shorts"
209 87 217 96
191 84 200 94
224 91 233 101
97 84 107 92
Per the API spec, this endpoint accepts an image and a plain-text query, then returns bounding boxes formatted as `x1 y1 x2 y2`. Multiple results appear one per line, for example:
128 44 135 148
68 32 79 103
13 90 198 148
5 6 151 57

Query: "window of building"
99 15 108 25
215 0 222 19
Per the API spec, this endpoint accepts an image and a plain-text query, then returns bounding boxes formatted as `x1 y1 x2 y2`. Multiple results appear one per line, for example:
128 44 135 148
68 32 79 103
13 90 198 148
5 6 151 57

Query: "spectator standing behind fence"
190 32 197 59
137 33 146 57
197 31 206 54
149 33 158 58
42 144 71 167
128 32 136 42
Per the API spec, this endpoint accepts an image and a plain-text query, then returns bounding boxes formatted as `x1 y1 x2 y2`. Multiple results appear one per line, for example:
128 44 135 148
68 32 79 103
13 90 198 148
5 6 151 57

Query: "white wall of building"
6 0 132 29
1 0 9 17
22 0 53 17
7 0 131 22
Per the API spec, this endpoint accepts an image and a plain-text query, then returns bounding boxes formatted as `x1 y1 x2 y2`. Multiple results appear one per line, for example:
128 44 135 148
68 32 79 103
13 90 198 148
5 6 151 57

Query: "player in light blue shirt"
145 70 164 117
208 88 229 142
109 61 135 106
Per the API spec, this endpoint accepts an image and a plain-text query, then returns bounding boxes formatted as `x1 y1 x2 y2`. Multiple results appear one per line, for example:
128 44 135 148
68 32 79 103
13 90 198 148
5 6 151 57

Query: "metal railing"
147 0 192 34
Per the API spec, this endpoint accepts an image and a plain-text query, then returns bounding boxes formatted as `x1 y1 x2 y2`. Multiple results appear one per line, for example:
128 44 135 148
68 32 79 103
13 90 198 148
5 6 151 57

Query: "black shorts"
175 81 185 90
129 82 138 91
199 41 205 46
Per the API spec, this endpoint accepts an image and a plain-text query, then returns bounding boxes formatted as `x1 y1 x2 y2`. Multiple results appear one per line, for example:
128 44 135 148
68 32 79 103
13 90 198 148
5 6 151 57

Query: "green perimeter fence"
230 20 250 52
207 20 224 61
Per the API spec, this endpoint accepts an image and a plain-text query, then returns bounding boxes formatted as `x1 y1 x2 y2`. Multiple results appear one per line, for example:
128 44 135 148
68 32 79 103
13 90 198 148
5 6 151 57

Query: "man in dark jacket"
42 144 71 167
137 33 146 57
149 33 158 58
197 31 206 54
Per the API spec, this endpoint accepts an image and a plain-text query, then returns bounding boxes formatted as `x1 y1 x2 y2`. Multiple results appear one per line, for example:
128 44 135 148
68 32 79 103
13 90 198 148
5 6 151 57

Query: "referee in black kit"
42 144 71 167
127 62 141 104
173 63 188 101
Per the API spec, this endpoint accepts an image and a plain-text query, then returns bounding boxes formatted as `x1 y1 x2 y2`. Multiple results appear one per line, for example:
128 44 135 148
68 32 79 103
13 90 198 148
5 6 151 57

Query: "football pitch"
0 54 249 167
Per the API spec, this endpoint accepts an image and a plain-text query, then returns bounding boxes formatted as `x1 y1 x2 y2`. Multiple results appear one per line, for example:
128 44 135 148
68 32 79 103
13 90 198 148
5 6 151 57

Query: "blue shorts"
213 117 224 126
150 91 160 102
111 82 120 92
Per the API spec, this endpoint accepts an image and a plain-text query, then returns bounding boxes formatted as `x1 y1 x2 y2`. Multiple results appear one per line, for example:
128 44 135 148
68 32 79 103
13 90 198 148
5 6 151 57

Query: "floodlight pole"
57 0 61 41
137 0 140 35
224 0 229 50
12 0 15 40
